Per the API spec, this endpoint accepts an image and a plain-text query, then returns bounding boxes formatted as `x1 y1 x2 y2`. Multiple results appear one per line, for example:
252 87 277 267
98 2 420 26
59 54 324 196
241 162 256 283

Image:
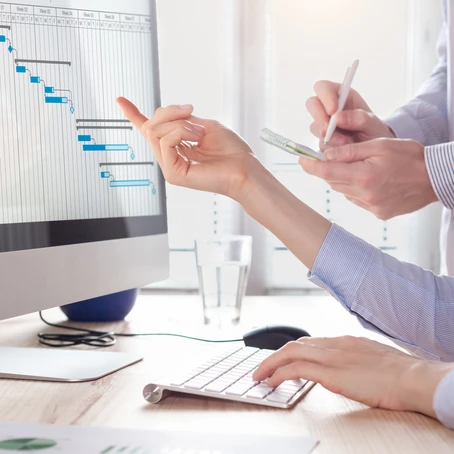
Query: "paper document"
0 422 319 454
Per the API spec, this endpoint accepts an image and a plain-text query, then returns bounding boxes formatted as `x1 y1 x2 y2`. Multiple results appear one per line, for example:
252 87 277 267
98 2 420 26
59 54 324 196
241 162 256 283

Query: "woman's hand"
117 98 259 200
253 336 453 419
307 80 395 150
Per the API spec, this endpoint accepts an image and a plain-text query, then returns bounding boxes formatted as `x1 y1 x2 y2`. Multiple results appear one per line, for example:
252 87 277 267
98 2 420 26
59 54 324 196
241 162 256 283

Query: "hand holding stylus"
306 80 394 150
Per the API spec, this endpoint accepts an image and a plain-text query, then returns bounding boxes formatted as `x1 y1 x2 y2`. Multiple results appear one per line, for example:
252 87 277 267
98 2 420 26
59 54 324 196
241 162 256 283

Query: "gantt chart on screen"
0 2 161 224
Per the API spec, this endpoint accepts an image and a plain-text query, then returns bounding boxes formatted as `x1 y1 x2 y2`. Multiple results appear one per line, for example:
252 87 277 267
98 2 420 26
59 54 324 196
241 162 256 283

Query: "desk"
0 294 453 453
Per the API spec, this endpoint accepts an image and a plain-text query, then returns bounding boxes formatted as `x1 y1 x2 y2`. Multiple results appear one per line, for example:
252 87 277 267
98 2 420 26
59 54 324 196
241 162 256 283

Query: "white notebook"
0 422 319 454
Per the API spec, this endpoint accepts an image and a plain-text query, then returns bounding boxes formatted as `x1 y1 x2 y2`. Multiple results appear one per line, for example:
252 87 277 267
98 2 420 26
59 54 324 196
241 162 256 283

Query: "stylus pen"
324 59 360 145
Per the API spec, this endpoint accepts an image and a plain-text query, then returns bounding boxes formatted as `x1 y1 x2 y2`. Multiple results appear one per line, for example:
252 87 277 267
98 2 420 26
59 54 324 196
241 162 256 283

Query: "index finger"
116 97 149 130
116 97 195 134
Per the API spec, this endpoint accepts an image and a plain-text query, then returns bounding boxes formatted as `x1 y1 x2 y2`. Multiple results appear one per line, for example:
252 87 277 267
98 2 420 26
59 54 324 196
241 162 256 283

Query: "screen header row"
0 3 152 23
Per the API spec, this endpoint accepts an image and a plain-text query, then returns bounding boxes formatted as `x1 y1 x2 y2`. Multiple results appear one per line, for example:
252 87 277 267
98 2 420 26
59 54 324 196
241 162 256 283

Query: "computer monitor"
0 0 169 380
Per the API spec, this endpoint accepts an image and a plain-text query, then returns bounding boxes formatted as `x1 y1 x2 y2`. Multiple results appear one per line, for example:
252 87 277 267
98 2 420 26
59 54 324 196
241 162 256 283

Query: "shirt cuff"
433 368 454 429
308 224 375 307
425 143 454 209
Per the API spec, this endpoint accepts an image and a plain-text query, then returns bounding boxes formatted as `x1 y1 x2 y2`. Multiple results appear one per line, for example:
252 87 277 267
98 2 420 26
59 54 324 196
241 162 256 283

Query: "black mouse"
243 325 311 350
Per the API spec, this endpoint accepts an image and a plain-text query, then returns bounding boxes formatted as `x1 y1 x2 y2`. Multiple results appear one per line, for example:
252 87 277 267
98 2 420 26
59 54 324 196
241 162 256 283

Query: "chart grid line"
76 126 133 130
15 58 72 66
76 119 132 123
99 162 155 167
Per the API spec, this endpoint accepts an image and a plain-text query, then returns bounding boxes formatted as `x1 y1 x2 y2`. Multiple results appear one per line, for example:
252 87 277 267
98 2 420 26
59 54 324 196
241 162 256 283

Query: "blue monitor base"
60 289 139 322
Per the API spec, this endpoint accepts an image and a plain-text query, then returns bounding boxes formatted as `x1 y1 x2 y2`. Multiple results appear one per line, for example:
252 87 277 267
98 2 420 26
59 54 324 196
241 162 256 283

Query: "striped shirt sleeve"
308 223 454 428
425 142 454 209
308 223 454 362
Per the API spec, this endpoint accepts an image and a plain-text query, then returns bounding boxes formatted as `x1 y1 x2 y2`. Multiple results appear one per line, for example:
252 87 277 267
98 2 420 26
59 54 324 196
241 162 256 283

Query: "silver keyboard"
143 346 315 408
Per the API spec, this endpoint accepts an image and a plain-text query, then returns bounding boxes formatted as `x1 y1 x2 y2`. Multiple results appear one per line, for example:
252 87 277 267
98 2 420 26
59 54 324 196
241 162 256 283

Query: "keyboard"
143 346 315 408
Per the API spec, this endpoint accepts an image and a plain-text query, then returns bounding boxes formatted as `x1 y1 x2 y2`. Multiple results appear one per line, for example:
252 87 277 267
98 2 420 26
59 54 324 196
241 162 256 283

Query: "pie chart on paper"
0 438 57 451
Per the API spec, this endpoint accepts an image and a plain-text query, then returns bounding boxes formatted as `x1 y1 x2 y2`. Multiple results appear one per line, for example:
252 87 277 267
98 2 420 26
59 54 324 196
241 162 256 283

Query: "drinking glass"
195 236 252 325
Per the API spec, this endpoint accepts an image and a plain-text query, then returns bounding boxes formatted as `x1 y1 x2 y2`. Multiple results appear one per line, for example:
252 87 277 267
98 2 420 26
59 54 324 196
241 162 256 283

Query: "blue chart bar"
83 144 129 152
0 35 5 43
30 76 40 84
78 135 91 142
110 180 151 188
45 96 68 104
100 171 111 179
16 65 26 73
44 86 54 94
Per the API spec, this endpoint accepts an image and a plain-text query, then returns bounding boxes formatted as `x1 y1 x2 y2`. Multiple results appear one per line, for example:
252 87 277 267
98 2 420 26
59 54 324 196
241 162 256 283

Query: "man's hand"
253 336 453 420
299 138 438 220
307 80 395 150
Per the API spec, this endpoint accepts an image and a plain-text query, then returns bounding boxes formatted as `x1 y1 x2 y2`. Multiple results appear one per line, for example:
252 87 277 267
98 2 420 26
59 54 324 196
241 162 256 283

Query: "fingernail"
325 149 334 160
179 104 193 110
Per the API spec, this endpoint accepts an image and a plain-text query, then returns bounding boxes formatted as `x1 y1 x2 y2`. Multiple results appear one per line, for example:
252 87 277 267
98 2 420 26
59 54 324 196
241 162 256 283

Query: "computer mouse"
243 325 311 350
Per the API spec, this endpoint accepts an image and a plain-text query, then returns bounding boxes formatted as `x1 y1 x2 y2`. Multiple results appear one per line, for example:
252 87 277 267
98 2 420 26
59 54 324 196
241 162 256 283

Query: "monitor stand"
0 347 143 382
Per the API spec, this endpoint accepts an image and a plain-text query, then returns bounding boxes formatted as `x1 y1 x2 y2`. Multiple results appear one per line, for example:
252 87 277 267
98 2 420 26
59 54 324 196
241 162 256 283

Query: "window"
150 0 443 292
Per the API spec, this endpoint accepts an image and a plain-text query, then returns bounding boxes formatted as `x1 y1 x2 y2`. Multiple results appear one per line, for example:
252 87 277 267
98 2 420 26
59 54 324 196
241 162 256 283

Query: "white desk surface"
0 294 453 453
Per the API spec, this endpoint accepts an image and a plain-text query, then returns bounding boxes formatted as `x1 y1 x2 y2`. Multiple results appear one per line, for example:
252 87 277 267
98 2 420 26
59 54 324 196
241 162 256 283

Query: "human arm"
117 98 454 425
252 336 454 428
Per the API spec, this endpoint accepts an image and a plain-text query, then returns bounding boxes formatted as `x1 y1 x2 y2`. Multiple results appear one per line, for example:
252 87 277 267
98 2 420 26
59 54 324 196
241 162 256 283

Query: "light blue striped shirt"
309 225 454 429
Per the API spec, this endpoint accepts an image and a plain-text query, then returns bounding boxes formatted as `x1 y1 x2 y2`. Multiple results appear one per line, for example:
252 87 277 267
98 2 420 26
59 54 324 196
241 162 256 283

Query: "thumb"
335 109 378 134
325 142 376 163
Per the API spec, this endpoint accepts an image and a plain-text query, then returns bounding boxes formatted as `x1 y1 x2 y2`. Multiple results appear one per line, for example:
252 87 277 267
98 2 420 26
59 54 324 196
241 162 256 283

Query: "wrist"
415 143 439 206
400 360 452 419
229 154 270 204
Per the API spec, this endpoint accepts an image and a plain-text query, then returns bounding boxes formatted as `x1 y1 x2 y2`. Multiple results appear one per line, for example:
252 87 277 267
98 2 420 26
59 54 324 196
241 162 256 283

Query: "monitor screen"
0 0 167 253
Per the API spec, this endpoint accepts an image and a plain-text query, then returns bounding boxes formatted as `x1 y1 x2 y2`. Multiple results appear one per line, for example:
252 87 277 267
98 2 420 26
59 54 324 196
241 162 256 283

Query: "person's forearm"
236 159 331 270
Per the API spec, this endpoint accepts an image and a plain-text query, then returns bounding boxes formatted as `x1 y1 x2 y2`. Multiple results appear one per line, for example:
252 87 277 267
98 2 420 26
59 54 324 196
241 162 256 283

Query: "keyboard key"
225 382 257 396
225 376 258 393
205 380 231 393
278 380 308 392
266 390 295 404
170 376 192 386
246 383 274 400
184 379 212 390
